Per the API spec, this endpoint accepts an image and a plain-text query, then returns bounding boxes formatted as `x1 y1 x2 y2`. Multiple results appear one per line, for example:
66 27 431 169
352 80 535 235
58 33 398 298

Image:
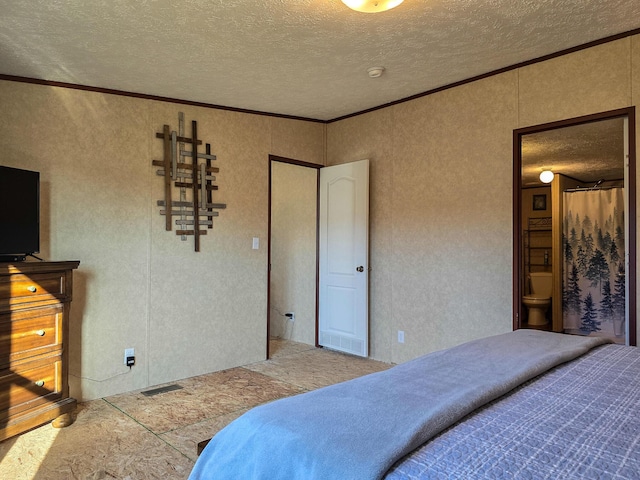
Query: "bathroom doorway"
513 108 637 346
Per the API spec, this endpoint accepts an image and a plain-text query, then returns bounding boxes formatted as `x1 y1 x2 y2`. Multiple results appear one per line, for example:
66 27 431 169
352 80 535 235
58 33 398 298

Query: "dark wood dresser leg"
52 412 75 428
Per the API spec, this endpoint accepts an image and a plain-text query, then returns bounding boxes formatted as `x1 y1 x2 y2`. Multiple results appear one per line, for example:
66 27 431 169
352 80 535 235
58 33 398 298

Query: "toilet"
523 271 552 326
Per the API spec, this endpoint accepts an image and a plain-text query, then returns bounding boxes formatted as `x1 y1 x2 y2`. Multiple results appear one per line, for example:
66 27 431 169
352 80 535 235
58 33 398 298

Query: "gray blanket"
188 330 609 480
386 343 640 479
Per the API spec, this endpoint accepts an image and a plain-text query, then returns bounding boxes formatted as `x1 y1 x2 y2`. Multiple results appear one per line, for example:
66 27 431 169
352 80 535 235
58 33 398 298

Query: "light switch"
252 237 259 250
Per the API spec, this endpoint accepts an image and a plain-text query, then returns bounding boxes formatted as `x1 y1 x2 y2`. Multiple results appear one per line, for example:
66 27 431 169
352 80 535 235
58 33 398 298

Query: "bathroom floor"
0 338 390 480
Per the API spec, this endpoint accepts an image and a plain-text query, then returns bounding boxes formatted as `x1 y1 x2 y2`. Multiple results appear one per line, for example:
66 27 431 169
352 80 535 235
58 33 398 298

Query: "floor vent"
141 384 183 397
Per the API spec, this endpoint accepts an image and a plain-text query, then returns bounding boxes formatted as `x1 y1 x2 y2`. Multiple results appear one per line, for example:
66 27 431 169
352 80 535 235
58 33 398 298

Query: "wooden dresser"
0 260 80 441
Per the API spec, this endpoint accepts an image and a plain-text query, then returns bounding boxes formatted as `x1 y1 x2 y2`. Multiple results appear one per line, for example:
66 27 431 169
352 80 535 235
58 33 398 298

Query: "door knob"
356 266 364 272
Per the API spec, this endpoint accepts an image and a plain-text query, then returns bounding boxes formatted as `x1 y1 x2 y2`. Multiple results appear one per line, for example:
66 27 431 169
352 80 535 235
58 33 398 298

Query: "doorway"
513 108 637 346
267 156 371 358
267 155 322 358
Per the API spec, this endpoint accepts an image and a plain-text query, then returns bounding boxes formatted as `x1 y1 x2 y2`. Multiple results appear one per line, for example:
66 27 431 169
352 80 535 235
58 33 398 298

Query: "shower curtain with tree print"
563 188 625 340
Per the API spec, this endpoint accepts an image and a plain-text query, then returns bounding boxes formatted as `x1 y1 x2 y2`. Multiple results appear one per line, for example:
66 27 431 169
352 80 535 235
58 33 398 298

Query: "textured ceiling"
1 1 639 121
521 118 625 187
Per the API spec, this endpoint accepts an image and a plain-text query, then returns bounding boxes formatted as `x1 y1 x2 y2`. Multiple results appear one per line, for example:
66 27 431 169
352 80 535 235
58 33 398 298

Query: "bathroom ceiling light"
341 0 404 13
539 170 555 183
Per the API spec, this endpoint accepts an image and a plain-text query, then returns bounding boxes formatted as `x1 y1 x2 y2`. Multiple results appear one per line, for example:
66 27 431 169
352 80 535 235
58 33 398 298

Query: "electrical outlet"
124 348 135 366
398 330 405 343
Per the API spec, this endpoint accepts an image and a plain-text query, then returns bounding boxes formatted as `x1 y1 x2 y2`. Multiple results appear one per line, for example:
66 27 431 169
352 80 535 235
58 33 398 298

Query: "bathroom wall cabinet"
0 260 79 441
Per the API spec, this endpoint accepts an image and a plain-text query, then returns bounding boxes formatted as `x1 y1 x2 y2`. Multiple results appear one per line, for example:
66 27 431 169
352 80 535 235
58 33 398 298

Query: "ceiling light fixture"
341 0 404 13
539 170 555 184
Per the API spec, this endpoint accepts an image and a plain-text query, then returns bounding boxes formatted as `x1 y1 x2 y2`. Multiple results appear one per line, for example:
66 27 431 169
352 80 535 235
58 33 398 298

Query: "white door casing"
319 159 369 357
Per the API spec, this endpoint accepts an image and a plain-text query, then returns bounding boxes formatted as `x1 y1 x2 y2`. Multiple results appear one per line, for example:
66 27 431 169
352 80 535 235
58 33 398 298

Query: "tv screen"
0 166 40 259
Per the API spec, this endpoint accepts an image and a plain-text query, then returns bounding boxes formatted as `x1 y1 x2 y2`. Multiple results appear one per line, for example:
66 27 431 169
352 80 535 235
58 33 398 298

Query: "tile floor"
0 339 390 480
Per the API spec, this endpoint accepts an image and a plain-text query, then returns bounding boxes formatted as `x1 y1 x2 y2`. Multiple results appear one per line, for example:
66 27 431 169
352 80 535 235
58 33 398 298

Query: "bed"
188 330 640 479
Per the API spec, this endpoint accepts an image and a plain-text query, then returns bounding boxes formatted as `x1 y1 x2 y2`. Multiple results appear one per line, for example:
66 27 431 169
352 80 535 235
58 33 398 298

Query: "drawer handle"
35 380 45 387
27 285 37 293
35 329 46 336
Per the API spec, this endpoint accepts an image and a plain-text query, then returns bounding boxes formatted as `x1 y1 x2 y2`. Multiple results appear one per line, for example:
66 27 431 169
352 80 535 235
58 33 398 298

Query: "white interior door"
319 159 369 357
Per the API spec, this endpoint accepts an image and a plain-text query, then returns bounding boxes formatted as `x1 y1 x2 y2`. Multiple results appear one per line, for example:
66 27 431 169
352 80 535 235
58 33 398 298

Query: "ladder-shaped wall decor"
152 113 226 252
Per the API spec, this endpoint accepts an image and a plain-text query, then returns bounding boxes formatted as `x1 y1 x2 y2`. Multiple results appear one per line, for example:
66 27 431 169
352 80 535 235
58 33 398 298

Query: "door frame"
512 107 637 345
267 155 323 358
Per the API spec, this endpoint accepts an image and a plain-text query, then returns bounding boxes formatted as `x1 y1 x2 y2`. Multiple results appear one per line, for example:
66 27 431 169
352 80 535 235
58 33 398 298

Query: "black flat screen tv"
0 166 40 262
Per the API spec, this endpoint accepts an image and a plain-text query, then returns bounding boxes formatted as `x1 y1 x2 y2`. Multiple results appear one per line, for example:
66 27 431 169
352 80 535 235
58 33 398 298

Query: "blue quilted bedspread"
386 342 640 479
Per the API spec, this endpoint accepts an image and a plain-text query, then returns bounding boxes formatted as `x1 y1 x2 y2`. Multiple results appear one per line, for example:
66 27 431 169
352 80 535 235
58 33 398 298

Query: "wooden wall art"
152 113 226 252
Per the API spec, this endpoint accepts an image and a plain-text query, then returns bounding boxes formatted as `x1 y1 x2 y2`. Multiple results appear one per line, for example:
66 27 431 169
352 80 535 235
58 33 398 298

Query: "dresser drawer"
0 272 66 306
0 306 63 368
0 356 62 418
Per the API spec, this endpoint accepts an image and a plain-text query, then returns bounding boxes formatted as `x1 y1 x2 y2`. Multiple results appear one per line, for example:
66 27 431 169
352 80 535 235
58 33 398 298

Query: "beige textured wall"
0 80 325 400
270 162 317 344
328 34 640 364
518 39 632 126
